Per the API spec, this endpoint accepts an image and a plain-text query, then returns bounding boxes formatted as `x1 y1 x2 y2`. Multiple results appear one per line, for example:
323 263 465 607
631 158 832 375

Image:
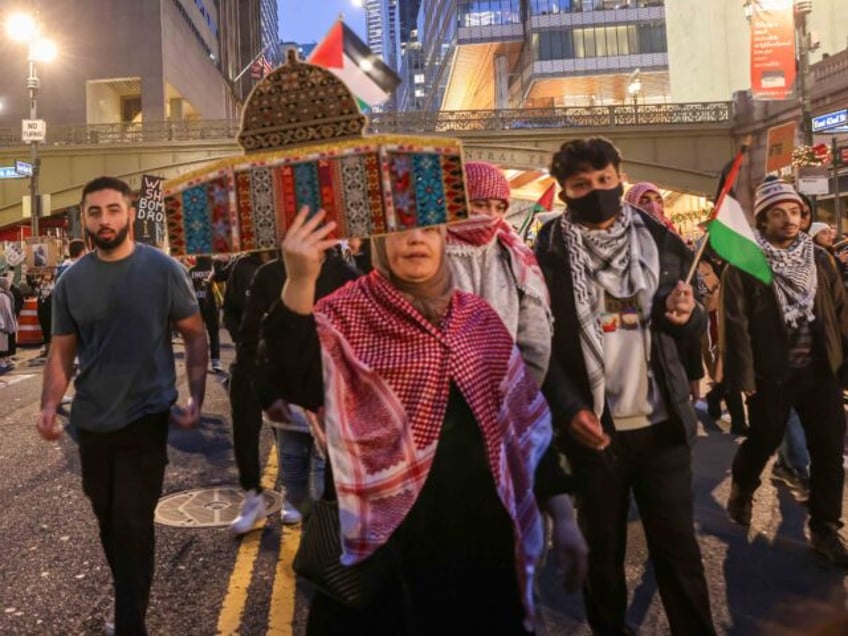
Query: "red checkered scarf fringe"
313 271 552 629
447 215 551 305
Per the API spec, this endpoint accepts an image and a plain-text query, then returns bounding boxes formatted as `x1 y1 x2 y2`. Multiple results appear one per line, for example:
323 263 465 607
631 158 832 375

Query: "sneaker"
211 359 224 373
810 527 848 567
281 501 303 525
727 483 753 526
229 489 268 535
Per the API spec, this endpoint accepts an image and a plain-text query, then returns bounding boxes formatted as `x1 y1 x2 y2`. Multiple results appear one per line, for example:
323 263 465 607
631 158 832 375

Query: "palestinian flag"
707 148 773 285
518 183 556 239
308 21 401 110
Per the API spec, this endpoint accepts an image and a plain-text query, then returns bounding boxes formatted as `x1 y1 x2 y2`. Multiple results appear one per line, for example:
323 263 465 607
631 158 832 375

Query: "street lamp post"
6 13 56 238
27 45 40 237
794 0 814 146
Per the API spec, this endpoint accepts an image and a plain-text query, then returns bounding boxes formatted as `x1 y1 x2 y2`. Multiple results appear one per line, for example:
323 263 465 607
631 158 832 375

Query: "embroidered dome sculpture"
238 48 367 153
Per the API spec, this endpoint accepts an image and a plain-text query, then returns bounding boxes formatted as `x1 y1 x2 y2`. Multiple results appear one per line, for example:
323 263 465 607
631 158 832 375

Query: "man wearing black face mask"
535 138 715 635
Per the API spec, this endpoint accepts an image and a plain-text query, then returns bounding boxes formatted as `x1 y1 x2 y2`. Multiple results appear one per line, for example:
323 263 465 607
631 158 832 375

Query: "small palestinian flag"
309 21 401 110
707 147 772 285
518 183 556 239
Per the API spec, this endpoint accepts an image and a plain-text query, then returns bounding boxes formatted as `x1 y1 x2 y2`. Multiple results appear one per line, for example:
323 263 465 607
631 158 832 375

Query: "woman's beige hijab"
371 228 454 325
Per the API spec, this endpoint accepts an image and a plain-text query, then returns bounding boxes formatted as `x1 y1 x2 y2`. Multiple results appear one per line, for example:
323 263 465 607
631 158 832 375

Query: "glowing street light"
31 37 57 62
5 13 36 42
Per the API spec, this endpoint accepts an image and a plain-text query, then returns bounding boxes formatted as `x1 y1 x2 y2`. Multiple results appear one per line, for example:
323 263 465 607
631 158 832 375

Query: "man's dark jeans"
36 295 52 345
570 420 715 636
78 412 169 636
732 365 845 533
229 361 264 492
201 299 220 361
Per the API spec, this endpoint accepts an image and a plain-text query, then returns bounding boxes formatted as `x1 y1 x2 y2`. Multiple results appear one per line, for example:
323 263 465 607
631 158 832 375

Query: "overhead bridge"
0 102 733 230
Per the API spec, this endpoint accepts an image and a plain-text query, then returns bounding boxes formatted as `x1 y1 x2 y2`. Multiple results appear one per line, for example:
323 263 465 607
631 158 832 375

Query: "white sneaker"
229 490 268 535
211 359 224 373
281 501 303 525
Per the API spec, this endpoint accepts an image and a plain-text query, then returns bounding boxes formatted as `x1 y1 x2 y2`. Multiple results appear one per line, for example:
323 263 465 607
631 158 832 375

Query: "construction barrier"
17 297 44 346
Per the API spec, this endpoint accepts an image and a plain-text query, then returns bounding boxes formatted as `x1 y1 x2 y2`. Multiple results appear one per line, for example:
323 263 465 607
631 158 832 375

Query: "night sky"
277 0 367 44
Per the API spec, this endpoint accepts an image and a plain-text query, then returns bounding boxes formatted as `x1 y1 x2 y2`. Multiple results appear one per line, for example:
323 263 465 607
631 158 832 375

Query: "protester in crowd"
535 137 715 635
702 250 749 436
445 161 552 385
222 249 277 344
35 176 208 634
259 208 587 635
1 270 24 368
7 268 24 318
0 277 16 373
626 180 707 402
35 271 54 358
722 179 848 566
810 222 836 251
228 246 359 534
189 255 224 373
55 239 87 280
697 248 721 383
624 181 677 232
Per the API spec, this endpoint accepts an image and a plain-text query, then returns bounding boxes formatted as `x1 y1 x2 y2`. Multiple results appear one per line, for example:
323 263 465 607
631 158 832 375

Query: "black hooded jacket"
534 210 706 455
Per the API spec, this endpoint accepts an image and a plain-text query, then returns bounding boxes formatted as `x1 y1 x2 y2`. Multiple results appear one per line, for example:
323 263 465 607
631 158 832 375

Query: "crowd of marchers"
28 135 848 636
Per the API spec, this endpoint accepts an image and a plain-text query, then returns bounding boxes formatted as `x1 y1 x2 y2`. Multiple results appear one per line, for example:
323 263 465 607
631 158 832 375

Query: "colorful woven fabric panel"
163 135 470 256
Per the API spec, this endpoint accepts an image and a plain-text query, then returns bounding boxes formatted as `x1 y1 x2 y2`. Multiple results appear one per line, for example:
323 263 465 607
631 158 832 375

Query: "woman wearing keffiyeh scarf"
259 207 587 635
624 181 678 233
446 162 553 385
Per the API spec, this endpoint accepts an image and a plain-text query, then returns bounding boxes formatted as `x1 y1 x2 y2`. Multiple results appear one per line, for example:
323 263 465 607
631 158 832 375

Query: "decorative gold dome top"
238 48 367 153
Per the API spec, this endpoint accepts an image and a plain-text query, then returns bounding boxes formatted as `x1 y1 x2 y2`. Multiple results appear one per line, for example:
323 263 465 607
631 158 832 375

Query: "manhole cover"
155 487 282 528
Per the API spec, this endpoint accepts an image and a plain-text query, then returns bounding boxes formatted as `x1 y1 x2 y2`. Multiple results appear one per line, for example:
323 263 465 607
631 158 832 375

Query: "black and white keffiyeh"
562 204 659 417
756 231 817 327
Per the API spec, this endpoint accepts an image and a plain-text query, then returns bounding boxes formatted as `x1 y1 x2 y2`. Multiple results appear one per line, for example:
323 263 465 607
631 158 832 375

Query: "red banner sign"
765 121 796 173
750 0 796 101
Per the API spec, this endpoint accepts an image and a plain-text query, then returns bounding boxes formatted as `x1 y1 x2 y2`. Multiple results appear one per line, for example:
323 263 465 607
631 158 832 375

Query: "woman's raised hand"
282 207 338 285
281 207 337 315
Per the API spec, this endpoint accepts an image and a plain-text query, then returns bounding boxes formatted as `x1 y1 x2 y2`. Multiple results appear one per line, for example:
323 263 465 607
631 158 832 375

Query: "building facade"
0 0 266 129
258 0 282 65
413 0 848 112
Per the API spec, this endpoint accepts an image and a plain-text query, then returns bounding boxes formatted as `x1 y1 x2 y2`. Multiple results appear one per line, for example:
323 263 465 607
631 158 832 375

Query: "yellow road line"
216 446 278 635
267 524 302 635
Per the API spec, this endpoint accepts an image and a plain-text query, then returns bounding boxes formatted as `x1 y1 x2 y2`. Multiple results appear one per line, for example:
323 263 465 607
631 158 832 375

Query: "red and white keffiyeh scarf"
447 215 550 306
313 271 552 629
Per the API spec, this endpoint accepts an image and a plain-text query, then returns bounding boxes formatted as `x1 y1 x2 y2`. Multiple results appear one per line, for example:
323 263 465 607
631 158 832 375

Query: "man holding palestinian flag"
720 176 848 567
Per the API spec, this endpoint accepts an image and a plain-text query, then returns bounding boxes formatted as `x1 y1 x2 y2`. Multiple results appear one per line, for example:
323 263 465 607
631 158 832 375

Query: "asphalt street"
1 338 846 635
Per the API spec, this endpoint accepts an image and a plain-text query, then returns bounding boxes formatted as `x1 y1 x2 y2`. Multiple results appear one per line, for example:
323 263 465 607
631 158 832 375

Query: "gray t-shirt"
52 244 199 433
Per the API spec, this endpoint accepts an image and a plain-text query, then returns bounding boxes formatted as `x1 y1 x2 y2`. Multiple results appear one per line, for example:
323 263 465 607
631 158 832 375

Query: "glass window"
458 0 522 27
530 0 581 14
637 22 668 53
536 29 576 60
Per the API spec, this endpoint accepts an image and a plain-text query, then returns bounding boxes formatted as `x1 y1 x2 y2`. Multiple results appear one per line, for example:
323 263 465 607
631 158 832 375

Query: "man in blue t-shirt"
35 176 208 635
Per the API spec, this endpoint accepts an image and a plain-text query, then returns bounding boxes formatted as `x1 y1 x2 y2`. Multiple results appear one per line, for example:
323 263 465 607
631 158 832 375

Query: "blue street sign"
0 166 26 179
812 108 848 133
15 160 32 176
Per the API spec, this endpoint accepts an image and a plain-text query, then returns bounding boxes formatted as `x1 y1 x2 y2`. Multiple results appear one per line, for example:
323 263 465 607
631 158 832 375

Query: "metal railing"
0 102 732 147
